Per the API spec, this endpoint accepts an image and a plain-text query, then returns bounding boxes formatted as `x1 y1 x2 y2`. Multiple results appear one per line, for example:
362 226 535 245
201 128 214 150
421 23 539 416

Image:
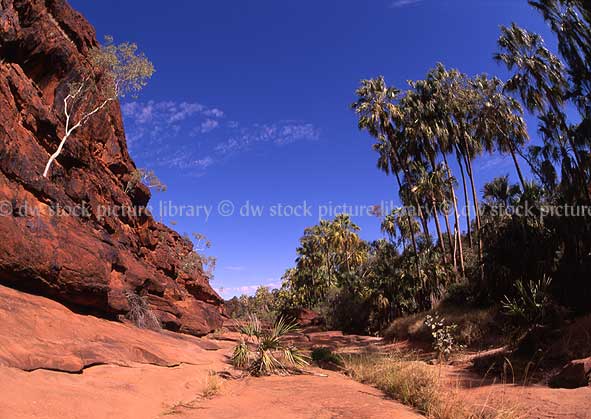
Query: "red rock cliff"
0 0 223 335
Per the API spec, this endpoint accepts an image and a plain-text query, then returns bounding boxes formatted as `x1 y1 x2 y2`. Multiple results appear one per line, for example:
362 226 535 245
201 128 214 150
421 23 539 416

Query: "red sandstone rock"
294 307 324 327
0 0 222 335
550 357 591 389
0 284 220 372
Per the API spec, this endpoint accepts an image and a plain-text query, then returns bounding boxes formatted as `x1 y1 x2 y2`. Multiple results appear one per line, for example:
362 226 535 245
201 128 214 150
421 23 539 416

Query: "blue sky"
70 0 555 297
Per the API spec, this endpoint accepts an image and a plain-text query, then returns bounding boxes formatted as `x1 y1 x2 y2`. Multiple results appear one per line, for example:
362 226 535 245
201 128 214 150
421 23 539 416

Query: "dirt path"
173 370 422 419
0 286 423 419
1 287 590 419
0 358 423 419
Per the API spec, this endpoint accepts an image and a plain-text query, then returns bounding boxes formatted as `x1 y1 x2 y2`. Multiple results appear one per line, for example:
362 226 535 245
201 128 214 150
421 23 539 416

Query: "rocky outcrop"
550 358 591 389
0 285 220 372
0 0 223 335
293 308 325 327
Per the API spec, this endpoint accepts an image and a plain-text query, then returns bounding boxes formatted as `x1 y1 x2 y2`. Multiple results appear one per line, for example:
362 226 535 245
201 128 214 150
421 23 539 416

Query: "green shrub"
384 305 501 349
424 314 465 361
502 275 553 325
443 281 477 306
311 347 343 367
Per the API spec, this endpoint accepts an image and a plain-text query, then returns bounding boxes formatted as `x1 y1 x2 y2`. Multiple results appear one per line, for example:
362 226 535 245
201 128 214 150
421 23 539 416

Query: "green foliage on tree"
44 36 154 178
277 215 452 334
225 286 283 323
279 0 591 336
124 168 167 195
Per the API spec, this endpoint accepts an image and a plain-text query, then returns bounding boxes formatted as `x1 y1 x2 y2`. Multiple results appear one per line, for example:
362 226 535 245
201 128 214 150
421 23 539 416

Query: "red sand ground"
1 285 589 419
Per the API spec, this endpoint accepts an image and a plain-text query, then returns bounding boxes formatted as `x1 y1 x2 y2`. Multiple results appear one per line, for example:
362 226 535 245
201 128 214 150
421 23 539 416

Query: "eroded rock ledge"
0 285 220 372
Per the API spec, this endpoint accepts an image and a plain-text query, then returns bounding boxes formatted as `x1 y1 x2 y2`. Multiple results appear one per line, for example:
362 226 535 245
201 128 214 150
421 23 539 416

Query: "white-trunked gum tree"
43 36 154 178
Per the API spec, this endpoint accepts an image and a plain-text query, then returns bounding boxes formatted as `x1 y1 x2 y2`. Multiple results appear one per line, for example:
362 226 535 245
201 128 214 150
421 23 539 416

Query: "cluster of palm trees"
279 214 446 332
352 0 591 312
285 214 369 307
352 64 529 278
274 0 591 332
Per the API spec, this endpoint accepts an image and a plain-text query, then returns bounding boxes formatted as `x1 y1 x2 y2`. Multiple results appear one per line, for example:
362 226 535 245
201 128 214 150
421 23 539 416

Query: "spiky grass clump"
231 315 309 376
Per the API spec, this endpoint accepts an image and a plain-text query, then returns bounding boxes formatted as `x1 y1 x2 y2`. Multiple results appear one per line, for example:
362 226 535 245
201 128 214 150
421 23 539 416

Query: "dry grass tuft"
124 290 161 331
344 353 438 414
161 399 199 416
201 371 222 399
160 371 223 416
343 353 524 419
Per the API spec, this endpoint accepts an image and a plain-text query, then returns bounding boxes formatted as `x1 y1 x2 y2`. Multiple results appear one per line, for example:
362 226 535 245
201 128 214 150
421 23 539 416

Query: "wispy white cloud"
149 152 214 171
198 119 220 134
122 101 207 125
390 0 422 8
477 154 512 171
215 121 320 154
203 108 224 118
224 266 246 272
121 100 218 154
194 156 214 169
122 100 320 175
216 281 281 297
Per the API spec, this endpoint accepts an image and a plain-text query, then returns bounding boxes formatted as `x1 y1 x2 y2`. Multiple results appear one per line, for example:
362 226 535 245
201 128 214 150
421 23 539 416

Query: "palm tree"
402 75 454 253
424 65 470 273
456 150 473 247
428 164 459 271
428 66 485 265
436 164 463 274
353 77 422 254
381 207 420 251
472 76 530 190
495 23 568 116
524 1 591 201
411 162 449 265
494 23 589 195
454 124 485 266
528 0 591 113
482 176 521 217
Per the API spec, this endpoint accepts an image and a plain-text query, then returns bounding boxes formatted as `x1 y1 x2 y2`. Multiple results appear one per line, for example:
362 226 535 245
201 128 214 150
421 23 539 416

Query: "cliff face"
0 0 223 335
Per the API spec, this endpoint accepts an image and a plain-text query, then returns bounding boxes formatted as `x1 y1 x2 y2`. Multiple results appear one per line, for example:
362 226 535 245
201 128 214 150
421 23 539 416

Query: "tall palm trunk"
430 196 448 264
442 153 465 275
390 154 421 279
509 144 527 190
425 150 451 267
394 170 418 255
455 145 473 248
443 208 456 269
416 201 430 239
463 151 484 276
393 148 431 238
428 147 454 267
